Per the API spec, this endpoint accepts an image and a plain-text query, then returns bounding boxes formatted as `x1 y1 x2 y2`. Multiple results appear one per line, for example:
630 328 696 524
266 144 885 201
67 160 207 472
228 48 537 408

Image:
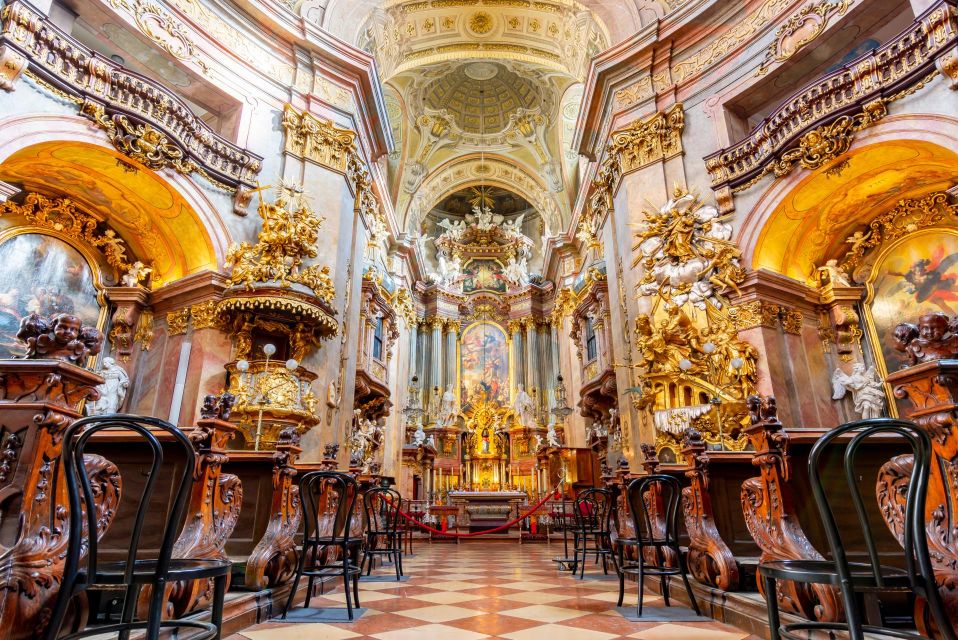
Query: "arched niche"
743 118 958 282
404 154 565 237
0 114 228 286
0 228 107 357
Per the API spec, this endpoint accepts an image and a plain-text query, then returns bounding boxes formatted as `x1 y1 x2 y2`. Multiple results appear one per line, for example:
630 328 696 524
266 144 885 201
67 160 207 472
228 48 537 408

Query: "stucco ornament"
831 364 885 419
633 188 745 311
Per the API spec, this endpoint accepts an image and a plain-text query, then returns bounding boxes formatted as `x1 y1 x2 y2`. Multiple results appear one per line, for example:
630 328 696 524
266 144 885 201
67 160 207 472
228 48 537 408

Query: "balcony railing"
0 0 262 191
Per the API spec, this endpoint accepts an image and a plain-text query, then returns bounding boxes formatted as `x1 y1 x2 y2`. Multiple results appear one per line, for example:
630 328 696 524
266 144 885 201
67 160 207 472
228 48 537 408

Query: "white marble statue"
439 386 458 426
437 217 467 241
831 364 885 420
533 434 544 451
546 418 560 447
514 385 534 427
503 254 530 288
434 251 463 287
87 357 129 415
500 213 525 239
121 261 152 288
466 204 503 231
425 434 435 448
817 259 852 287
411 419 427 447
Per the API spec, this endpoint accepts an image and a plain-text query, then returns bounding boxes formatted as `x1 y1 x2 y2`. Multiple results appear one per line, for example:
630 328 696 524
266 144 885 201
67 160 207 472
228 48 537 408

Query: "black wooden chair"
282 471 363 620
617 474 699 617
571 487 617 579
46 414 230 640
361 486 404 580
758 418 957 640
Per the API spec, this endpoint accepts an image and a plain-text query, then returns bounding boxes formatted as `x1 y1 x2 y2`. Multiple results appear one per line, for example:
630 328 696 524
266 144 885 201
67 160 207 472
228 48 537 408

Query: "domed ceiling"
420 62 545 135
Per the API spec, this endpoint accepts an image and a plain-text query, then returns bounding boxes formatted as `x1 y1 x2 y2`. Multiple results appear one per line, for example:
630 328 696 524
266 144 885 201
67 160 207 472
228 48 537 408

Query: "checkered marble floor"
229 542 759 640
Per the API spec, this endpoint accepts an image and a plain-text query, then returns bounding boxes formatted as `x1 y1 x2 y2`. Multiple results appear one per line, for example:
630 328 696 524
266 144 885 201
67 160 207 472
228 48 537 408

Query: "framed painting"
0 232 102 357
461 258 506 294
866 230 958 375
460 322 509 405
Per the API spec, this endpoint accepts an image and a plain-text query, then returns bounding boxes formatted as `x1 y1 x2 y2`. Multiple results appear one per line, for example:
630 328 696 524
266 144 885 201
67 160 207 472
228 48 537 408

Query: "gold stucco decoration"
281 105 357 173
608 104 685 174
468 11 494 35
224 184 335 304
756 0 850 76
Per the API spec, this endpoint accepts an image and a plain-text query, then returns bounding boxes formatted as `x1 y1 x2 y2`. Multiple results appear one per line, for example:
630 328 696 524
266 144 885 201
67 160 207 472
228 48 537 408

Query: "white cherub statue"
121 261 152 288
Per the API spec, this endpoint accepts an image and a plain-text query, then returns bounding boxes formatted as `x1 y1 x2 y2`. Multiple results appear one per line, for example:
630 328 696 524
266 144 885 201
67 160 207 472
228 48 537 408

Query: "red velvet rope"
390 484 562 538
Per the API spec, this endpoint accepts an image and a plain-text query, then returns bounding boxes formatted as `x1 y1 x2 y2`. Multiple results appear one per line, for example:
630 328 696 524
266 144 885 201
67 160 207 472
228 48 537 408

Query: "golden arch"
0 140 220 286
750 139 958 281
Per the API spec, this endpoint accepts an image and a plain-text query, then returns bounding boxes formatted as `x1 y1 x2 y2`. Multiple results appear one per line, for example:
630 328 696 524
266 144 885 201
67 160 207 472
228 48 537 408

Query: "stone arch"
0 113 229 286
403 153 565 236
740 114 958 282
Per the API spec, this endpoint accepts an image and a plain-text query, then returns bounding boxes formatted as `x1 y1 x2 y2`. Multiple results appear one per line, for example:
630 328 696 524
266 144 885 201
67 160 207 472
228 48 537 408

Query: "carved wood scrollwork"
0 360 117 639
883 360 958 634
680 428 739 591
742 396 841 621
246 428 302 590
167 414 243 617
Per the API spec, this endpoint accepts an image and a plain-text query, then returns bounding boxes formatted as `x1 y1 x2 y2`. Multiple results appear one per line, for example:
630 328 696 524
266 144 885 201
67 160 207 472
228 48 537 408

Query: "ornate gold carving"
729 301 781 331
391 287 416 327
224 184 335 303
281 105 357 173
551 287 577 323
226 360 319 448
671 0 792 84
770 100 886 178
0 193 135 274
608 104 684 174
190 301 222 330
507 319 522 335
840 192 958 276
468 11 493 34
167 308 190 336
134 310 154 350
82 101 196 175
632 188 745 311
706 3 957 191
584 360 599 380
756 0 850 76
780 308 804 335
108 0 208 71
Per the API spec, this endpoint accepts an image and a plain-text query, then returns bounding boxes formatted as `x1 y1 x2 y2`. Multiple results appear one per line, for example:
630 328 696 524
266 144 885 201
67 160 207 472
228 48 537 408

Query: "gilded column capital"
281 104 357 172
507 320 522 335
780 307 804 335
167 308 191 336
445 320 462 334
427 316 445 331
729 301 780 331
607 103 684 174
190 301 223 331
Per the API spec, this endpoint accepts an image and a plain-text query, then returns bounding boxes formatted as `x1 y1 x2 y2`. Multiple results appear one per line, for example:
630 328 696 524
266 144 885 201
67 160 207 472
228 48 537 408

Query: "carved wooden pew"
878 314 958 633
741 396 841 622
680 428 740 591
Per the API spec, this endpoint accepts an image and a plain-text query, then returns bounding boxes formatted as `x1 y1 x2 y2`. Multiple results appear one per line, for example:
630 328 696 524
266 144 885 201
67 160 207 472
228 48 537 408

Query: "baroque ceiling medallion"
468 11 494 36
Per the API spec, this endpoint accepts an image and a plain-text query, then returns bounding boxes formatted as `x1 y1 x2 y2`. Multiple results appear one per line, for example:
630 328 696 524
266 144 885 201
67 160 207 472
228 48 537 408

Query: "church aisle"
230 542 758 640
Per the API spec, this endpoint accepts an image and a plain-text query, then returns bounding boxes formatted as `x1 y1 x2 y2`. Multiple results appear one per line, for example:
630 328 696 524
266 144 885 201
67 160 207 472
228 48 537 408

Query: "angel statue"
121 261 153 287
438 386 458 427
503 254 530 288
436 217 467 242
831 364 885 419
466 204 503 231
434 251 463 287
411 419 427 447
500 214 525 239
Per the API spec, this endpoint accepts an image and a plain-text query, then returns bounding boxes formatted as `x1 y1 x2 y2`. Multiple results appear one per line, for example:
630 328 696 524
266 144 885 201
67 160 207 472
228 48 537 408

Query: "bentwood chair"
361 485 404 580
571 488 617 579
282 471 364 620
758 418 957 640
46 415 230 640
617 475 699 617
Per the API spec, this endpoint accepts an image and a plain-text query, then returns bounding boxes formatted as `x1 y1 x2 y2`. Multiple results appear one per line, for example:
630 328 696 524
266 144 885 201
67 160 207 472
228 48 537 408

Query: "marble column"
444 321 459 394
525 319 539 400
408 321 419 382
508 320 523 398
429 318 443 406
